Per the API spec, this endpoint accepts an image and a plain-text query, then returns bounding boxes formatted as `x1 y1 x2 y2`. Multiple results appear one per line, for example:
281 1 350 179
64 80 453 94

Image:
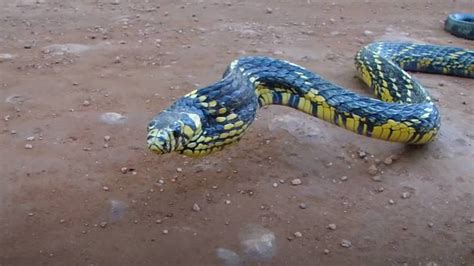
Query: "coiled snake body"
147 42 473 156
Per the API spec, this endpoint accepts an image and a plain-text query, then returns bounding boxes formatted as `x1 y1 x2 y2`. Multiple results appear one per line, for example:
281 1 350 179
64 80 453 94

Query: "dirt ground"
1 0 474 265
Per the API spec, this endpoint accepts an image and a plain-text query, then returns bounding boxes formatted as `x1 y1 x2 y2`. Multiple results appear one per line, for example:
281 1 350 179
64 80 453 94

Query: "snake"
147 42 473 157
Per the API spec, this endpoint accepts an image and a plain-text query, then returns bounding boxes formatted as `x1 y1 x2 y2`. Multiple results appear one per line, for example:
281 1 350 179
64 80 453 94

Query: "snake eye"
172 130 180 138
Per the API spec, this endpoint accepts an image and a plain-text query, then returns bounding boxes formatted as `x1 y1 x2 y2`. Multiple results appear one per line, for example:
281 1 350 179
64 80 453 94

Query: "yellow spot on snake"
227 113 238 120
234 120 244 127
224 124 234 130
198 96 207 102
183 125 194 137
208 100 217 107
216 117 226 123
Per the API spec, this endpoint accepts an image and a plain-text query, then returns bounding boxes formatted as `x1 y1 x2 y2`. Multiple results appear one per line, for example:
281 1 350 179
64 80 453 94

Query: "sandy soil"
1 0 474 265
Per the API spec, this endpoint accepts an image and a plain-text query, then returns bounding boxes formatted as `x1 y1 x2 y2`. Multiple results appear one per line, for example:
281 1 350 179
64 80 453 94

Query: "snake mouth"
147 131 172 154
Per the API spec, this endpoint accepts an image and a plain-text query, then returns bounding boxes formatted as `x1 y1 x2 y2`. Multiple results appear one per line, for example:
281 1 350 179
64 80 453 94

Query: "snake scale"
147 42 473 157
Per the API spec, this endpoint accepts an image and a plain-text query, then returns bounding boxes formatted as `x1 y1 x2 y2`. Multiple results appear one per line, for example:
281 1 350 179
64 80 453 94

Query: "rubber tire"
445 13 474 40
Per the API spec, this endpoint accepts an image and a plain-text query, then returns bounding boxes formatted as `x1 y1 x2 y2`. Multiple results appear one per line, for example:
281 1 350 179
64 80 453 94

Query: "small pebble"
294 231 303 238
363 30 374 36
99 221 108 228
388 199 396 205
162 229 169 235
104 135 111 141
401 192 411 199
340 176 348 181
59 219 65 224
323 249 330 254
358 151 367 158
368 165 378 175
299 203 307 209
176 167 183 173
28 212 34 216
225 200 231 205
265 7 273 14
340 239 352 248
83 100 90 106
383 157 393 165
428 222 434 228
155 219 162 224
103 186 109 191
470 217 474 223
327 223 337 230
26 136 35 141
10 130 17 134
272 182 279 188
25 143 33 149
291 178 302 185
114 56 121 63
120 167 128 174
372 175 382 182
192 203 201 212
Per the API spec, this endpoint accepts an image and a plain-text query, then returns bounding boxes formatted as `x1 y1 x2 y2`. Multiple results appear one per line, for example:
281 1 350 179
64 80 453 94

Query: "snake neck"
229 54 441 144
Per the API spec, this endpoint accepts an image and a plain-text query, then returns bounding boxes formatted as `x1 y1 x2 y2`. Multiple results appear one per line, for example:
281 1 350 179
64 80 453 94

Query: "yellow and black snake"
147 42 473 157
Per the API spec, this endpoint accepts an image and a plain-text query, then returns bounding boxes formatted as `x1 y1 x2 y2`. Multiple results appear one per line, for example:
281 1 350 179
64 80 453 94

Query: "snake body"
147 42 473 156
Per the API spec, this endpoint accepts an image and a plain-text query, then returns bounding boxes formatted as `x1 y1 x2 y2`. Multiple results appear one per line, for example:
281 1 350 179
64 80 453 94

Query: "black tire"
445 12 474 40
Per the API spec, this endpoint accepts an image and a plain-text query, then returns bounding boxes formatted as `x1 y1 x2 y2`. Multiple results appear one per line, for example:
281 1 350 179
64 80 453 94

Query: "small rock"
28 212 34 216
428 222 434 228
111 0 120 5
329 18 336 23
103 186 109 191
120 167 128 174
368 165 378 175
192 203 201 212
470 217 474 223
25 143 33 149
363 30 373 36
299 203 307 209
265 7 273 14
155 219 162 224
99 221 108 228
340 176 348 181
26 136 35 141
59 219 65 224
372 175 382 182
291 178 302 185
358 151 367 158
224 200 231 205
10 130 17 134
104 135 111 141
83 100 90 106
323 249 330 254
388 199 396 205
383 157 393 165
327 224 337 230
114 56 121 64
162 229 169 235
0 53 15 62
176 167 183 173
401 192 411 199
294 231 303 238
341 239 352 248
272 182 279 188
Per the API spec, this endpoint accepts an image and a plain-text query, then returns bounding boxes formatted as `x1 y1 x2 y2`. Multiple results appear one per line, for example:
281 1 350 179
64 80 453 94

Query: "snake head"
147 111 202 154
